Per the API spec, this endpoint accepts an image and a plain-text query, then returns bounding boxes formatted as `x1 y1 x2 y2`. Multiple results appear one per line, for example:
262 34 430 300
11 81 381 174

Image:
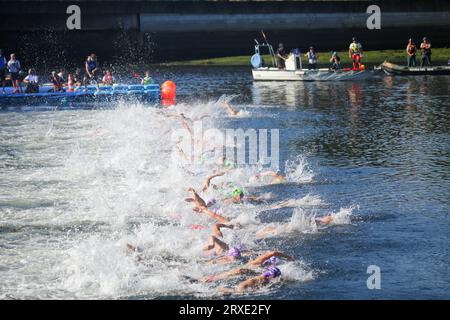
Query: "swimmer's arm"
315 215 334 225
256 171 279 178
236 276 266 292
178 114 193 135
176 144 189 161
201 267 245 282
201 171 226 192
255 226 277 238
212 223 233 238
224 102 238 116
245 195 266 201
218 276 266 295
249 251 295 266
187 187 207 209
200 208 230 224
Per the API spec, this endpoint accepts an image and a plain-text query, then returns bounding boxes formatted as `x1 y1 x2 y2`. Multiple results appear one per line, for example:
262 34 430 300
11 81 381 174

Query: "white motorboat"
250 41 368 81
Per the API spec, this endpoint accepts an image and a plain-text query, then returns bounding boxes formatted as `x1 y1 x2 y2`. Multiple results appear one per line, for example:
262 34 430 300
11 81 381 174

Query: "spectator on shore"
406 38 417 67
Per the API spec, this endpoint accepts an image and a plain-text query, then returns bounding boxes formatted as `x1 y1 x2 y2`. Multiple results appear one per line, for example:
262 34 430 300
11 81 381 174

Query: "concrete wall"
1 0 449 64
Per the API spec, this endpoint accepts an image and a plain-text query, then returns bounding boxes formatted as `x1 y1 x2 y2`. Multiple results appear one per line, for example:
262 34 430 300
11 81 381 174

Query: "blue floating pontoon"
0 84 160 106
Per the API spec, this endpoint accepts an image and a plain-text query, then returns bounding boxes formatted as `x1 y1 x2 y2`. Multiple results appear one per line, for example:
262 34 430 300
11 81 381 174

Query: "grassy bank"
161 48 450 67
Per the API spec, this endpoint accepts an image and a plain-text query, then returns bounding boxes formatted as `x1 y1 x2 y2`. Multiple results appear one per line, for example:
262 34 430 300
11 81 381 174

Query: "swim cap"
223 159 234 168
262 256 279 266
262 266 281 279
231 188 244 198
227 247 241 259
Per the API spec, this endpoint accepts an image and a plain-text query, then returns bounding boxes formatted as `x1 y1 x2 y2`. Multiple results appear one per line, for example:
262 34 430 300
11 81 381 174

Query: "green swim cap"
224 159 234 168
232 188 244 198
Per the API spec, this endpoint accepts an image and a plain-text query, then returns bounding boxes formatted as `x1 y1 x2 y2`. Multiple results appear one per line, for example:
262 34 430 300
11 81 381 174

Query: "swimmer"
201 171 226 192
203 250 294 276
202 223 234 256
224 101 239 116
223 187 263 204
186 188 230 224
218 266 282 295
255 170 286 184
218 156 235 169
256 215 335 238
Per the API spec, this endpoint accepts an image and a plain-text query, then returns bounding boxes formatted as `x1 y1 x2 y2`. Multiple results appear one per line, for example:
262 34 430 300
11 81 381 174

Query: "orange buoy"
161 80 176 101
161 98 176 107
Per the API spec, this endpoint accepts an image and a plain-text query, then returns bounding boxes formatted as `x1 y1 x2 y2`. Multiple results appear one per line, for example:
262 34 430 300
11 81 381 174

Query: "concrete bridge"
1 0 449 64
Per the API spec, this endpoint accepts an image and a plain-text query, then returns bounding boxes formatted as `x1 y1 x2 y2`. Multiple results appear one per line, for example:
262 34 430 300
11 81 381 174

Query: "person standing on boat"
329 51 341 70
23 69 39 93
0 49 7 94
406 39 417 67
7 53 22 94
420 37 432 67
276 43 287 69
348 37 363 70
83 53 100 90
305 47 318 70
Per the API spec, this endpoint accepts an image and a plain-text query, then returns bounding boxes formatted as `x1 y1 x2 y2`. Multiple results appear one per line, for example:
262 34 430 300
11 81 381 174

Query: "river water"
0 67 449 299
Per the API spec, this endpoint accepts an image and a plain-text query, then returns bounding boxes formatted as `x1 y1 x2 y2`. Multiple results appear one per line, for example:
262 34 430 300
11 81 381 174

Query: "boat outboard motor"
251 53 263 68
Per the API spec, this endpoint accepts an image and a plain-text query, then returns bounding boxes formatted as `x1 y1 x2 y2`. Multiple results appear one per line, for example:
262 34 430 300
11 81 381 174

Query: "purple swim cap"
262 256 279 266
227 247 241 259
263 266 281 279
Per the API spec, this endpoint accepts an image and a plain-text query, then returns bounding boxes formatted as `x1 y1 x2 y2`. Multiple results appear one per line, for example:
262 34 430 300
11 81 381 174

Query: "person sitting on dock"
51 71 64 92
348 37 363 70
7 53 22 94
305 46 318 70
102 69 114 85
141 70 153 85
73 68 83 87
329 51 341 70
420 37 432 67
83 53 100 90
23 68 39 93
406 38 417 67
0 49 7 94
276 43 287 69
57 68 66 82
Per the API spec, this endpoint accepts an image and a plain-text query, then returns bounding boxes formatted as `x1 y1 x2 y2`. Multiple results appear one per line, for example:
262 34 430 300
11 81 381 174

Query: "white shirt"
24 75 39 84
8 59 21 73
